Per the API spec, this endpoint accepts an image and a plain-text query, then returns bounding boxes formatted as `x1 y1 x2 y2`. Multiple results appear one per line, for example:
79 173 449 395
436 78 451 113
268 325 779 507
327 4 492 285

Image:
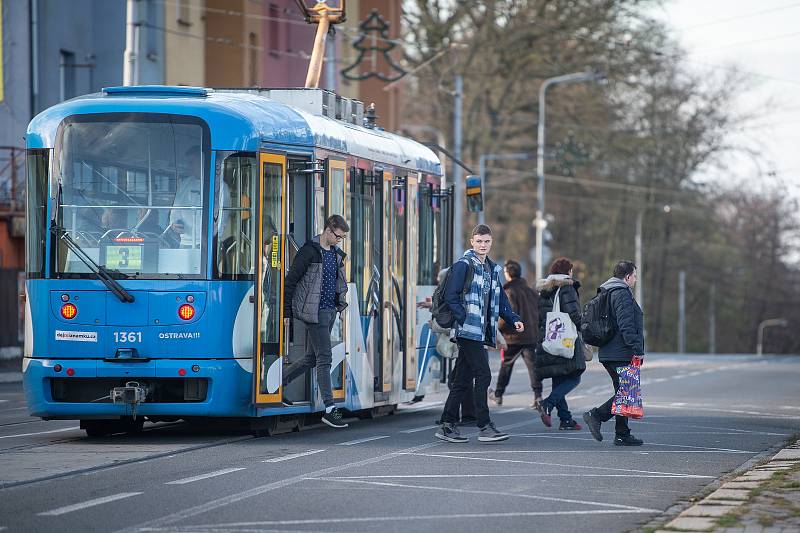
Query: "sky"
654 0 800 192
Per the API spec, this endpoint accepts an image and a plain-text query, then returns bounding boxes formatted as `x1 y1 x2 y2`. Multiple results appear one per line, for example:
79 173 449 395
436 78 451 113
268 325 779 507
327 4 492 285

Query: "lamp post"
756 318 788 356
478 153 531 225
535 70 602 281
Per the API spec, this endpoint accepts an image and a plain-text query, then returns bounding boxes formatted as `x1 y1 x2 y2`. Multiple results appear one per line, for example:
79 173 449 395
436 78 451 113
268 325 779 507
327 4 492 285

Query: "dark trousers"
282 309 336 407
441 338 491 428
449 355 475 419
543 373 581 422
494 344 542 397
594 361 631 436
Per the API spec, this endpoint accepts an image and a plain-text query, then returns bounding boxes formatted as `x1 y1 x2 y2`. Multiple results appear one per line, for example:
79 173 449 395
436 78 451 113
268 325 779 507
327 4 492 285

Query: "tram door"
380 171 408 396
253 152 288 405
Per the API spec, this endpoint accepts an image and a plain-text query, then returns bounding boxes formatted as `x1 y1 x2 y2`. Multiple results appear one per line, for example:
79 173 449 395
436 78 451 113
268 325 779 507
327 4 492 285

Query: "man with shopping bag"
583 260 645 446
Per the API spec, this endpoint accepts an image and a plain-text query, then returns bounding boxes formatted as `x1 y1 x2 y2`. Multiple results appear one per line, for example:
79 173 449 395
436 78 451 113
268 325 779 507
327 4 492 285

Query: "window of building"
177 0 192 26
249 33 259 87
268 4 280 56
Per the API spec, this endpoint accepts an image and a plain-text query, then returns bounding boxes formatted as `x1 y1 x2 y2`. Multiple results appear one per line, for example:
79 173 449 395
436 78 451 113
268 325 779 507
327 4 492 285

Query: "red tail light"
178 304 195 320
61 303 78 319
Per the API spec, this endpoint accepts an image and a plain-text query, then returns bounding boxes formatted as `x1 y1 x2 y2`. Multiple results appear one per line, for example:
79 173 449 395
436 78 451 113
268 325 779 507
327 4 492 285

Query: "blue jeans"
543 373 582 422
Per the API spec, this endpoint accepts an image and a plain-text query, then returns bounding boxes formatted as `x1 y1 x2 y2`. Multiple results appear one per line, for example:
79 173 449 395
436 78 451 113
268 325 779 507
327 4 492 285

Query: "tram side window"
26 150 49 278
214 152 257 279
418 182 438 285
349 168 375 315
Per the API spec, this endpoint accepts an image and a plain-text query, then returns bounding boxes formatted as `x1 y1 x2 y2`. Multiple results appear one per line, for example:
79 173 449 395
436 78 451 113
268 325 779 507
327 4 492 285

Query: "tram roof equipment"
26 86 442 176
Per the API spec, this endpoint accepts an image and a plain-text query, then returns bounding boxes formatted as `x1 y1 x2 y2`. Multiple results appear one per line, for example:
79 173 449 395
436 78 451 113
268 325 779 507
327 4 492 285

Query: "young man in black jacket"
583 260 645 446
282 215 349 428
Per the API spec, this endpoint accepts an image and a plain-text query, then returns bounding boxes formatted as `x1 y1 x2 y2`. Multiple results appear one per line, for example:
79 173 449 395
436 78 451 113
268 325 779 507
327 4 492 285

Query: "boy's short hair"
471 224 492 237
613 260 637 279
325 214 350 233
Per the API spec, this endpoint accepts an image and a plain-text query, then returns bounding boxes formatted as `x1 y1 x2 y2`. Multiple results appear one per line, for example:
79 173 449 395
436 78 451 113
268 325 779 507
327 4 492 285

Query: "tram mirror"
465 175 484 212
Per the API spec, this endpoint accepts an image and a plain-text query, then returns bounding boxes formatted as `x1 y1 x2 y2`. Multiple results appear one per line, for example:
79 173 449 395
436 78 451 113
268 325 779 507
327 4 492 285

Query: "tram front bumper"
22 357 252 419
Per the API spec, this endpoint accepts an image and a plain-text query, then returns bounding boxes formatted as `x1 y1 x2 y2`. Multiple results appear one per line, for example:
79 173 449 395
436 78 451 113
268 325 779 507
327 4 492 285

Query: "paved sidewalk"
653 438 800 533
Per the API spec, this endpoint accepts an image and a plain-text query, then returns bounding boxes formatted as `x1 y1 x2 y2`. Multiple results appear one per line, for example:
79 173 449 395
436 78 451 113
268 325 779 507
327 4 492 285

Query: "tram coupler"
110 381 148 420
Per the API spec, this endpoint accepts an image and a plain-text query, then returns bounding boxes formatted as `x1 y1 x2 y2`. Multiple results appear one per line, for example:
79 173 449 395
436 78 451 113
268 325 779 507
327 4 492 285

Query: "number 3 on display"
114 331 142 343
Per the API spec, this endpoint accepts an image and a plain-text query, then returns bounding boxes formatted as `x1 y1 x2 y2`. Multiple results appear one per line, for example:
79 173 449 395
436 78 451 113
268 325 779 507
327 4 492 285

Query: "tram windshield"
51 113 209 278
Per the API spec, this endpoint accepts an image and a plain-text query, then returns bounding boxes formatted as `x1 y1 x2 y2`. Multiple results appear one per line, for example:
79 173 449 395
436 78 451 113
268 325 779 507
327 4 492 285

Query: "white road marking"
112 441 447 533
0 399 9 403
398 401 443 412
39 492 142 516
115 419 540 533
336 435 390 446
0 427 78 439
637 420 789 436
508 434 753 453
263 449 326 462
648 403 800 419
311 477 660 512
427 449 749 454
143 509 668 529
399 424 439 434
317 473 704 479
165 467 246 485
398 452 714 478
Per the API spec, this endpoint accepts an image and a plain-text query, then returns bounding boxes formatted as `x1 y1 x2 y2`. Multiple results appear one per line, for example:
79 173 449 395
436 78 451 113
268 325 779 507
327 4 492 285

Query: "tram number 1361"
113 331 143 343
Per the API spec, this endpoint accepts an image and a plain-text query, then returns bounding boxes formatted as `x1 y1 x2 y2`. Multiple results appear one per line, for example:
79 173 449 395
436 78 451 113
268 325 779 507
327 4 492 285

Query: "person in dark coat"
583 260 645 446
535 257 586 430
489 260 543 408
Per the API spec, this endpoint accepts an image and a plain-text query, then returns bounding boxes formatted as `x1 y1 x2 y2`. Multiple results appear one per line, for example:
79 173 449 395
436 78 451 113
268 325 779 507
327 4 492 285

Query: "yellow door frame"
254 152 287 406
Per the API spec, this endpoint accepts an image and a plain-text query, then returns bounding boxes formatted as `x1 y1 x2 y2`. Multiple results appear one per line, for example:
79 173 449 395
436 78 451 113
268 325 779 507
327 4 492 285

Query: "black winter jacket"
534 276 586 378
597 277 644 363
283 236 348 324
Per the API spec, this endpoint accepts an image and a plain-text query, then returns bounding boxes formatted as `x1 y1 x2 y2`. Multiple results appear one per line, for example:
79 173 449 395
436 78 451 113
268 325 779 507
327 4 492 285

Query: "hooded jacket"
283 235 348 324
444 250 520 347
597 277 644 363
534 275 586 378
498 277 538 345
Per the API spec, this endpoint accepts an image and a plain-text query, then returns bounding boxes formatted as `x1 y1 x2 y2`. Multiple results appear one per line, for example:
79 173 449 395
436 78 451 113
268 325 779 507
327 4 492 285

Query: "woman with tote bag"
534 257 586 430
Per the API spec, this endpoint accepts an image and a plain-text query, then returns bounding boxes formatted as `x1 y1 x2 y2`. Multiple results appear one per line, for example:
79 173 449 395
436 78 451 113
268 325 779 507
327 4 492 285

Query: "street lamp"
478 153 531 225
756 318 788 356
535 69 603 281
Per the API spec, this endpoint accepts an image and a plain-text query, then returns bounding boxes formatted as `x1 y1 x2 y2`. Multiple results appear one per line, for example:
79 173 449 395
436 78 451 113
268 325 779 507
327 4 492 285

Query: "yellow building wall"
165 0 206 86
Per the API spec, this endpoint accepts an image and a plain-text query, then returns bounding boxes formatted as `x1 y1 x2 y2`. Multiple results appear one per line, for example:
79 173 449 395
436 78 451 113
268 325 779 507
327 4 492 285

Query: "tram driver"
169 145 204 248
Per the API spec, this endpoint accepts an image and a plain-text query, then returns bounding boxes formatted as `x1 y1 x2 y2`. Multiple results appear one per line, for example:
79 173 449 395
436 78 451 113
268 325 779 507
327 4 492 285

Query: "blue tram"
22 86 454 435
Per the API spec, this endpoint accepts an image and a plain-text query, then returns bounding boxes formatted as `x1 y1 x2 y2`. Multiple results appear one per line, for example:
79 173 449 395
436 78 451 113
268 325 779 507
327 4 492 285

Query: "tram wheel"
82 420 111 438
123 417 145 434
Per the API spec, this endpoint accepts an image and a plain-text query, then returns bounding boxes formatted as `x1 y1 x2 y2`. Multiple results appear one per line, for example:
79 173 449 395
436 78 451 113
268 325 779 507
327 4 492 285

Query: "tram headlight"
61 303 78 319
178 304 195 320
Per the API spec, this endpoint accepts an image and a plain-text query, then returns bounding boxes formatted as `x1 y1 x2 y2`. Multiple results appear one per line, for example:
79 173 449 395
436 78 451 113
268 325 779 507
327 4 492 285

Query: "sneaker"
321 407 348 428
281 397 294 406
583 411 603 442
539 402 552 428
614 434 644 446
488 389 503 405
478 422 509 442
559 419 583 431
457 415 478 427
435 423 468 443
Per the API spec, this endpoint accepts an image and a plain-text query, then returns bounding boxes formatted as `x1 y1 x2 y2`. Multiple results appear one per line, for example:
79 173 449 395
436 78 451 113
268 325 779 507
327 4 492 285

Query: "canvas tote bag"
542 287 578 359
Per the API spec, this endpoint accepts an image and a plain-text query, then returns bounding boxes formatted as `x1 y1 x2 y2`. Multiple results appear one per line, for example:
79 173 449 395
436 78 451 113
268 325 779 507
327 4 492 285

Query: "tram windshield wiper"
50 226 134 303
50 181 134 303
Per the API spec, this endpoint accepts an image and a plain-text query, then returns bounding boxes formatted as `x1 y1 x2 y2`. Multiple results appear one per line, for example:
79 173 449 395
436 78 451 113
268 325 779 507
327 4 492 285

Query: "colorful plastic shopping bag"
611 357 643 419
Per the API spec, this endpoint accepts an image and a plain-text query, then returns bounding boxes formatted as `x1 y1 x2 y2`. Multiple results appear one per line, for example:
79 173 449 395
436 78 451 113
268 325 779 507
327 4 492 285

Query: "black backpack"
580 287 622 347
430 263 474 329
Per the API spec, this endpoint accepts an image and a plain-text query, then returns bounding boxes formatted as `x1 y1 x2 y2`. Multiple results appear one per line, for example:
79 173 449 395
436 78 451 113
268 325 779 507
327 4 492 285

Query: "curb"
649 437 800 532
